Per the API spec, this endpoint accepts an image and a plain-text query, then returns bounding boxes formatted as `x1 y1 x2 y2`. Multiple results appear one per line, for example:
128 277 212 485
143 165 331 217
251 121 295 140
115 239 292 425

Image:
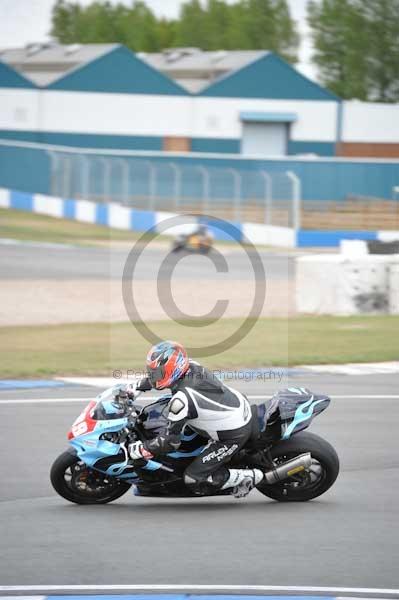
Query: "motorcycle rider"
126 340 264 498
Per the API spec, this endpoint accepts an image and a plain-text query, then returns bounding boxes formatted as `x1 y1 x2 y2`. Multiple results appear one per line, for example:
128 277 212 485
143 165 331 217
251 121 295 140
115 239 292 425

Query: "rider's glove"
113 381 144 403
113 384 132 402
128 441 153 461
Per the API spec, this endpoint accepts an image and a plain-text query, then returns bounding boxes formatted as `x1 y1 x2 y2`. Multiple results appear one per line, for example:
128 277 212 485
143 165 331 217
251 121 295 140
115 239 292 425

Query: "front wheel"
257 431 339 502
50 451 131 505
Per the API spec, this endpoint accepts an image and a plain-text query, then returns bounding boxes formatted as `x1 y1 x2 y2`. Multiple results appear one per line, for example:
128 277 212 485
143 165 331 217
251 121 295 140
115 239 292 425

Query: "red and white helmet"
146 341 189 390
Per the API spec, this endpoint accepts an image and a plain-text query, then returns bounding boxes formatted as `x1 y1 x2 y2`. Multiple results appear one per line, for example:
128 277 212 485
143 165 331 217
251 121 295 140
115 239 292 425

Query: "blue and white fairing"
67 387 206 482
280 388 330 439
257 387 330 440
67 386 145 481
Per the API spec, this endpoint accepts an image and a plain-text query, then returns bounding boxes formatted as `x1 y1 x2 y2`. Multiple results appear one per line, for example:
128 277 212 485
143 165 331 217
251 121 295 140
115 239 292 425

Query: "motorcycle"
171 231 213 254
50 386 339 504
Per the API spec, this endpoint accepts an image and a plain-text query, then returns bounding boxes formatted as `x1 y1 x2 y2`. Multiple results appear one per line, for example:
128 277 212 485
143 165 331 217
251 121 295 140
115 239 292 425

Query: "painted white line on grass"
0 597 45 600
0 238 75 249
1 395 399 406
0 597 46 600
0 584 399 596
302 361 399 376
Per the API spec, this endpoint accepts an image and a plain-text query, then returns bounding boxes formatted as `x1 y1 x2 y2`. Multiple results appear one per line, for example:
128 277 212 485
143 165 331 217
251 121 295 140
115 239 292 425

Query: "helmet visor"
147 364 165 386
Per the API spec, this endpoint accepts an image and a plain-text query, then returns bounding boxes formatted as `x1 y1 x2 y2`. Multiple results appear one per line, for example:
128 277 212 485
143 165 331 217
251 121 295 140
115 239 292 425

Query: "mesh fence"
48 150 301 227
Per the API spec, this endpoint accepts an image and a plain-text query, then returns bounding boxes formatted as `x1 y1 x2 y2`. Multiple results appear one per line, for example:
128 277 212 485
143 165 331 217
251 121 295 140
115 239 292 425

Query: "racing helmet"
146 341 189 390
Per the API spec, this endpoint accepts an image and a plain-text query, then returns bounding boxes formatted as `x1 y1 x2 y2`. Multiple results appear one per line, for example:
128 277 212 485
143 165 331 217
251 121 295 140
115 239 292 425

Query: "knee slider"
184 467 227 492
184 472 204 488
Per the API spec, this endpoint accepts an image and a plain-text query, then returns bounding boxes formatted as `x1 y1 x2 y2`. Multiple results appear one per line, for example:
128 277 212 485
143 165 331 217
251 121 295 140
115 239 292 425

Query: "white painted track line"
0 584 399 596
1 395 399 405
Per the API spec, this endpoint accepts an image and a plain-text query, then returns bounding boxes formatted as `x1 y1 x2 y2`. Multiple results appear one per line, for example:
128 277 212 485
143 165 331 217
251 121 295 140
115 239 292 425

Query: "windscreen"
92 387 130 420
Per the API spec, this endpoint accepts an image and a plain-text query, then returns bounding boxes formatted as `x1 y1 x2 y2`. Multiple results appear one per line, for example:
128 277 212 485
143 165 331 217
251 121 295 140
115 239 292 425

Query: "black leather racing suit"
138 362 253 493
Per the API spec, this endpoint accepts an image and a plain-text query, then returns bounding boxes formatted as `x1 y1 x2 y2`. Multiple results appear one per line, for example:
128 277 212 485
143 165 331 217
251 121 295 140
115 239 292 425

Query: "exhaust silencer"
264 452 312 484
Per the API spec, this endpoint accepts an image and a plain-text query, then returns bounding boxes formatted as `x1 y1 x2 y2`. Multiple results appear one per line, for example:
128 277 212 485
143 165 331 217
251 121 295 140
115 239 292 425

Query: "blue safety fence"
1 139 399 202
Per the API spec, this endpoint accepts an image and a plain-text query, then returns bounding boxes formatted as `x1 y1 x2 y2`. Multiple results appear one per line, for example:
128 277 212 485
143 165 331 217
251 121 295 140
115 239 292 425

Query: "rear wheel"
257 432 339 502
50 451 131 505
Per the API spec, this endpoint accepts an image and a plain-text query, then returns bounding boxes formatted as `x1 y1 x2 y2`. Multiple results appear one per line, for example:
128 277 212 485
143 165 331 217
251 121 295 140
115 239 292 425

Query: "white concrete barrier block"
340 239 369 256
0 188 10 208
76 199 96 223
243 223 295 248
108 203 131 230
265 225 296 248
389 264 399 314
242 223 267 245
33 194 63 218
378 231 399 242
296 254 399 315
339 260 390 314
296 255 342 314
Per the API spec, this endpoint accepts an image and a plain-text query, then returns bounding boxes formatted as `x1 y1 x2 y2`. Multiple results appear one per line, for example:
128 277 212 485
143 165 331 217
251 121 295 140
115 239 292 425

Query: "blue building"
0 44 340 156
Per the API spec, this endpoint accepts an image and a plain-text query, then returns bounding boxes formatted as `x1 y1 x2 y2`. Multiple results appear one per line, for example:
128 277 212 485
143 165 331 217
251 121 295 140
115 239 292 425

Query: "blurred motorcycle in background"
172 225 213 254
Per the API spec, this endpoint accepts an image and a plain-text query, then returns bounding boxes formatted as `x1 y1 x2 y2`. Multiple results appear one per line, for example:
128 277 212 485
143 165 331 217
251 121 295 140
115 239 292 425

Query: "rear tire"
257 432 339 502
50 451 131 505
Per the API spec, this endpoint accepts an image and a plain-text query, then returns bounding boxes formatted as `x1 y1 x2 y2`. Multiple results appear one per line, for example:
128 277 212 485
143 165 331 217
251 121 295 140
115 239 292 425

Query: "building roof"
0 43 119 86
0 43 338 100
139 48 268 92
0 43 269 93
0 43 188 95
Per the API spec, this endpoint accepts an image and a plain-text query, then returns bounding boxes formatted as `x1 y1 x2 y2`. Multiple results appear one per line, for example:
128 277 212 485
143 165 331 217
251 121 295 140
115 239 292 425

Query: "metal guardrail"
47 150 301 229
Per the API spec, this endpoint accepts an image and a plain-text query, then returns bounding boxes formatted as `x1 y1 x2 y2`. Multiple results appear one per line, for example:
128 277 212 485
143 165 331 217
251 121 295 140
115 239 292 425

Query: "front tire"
50 451 131 505
257 432 339 502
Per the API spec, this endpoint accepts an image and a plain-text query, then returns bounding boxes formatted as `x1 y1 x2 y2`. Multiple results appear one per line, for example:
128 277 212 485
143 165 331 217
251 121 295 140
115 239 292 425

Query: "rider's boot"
221 468 264 498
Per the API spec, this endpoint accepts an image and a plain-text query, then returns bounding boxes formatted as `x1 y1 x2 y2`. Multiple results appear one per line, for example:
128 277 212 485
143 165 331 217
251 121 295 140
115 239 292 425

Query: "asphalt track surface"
0 242 294 281
1 373 398 588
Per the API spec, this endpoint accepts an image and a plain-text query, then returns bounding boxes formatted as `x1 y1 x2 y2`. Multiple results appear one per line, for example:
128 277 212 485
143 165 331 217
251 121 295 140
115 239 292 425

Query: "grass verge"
0 208 296 251
0 208 150 245
1 316 398 378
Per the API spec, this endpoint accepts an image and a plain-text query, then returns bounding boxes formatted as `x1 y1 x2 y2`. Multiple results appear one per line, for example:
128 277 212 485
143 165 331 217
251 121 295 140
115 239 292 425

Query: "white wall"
40 91 193 137
2 88 399 147
192 97 338 142
342 101 399 143
0 89 39 131
0 89 339 143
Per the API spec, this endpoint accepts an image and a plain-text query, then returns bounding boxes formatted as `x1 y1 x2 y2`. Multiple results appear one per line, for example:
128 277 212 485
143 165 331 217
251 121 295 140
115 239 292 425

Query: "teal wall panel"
288 141 336 156
191 138 240 153
0 144 50 194
0 60 36 89
0 131 41 142
0 131 335 156
192 138 336 156
0 130 163 150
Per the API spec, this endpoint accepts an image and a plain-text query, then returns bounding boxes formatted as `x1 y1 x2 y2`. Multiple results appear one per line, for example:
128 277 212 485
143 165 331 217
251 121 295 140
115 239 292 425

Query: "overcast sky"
0 0 315 78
